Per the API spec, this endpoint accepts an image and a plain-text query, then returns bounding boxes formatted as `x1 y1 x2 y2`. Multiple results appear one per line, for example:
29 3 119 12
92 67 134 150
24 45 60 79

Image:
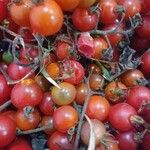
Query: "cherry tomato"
48 131 74 150
120 69 144 87
1 110 16 122
104 81 127 103
0 74 12 105
141 0 150 14
29 0 63 36
55 0 80 11
142 132 150 150
0 1 8 23
92 37 108 59
116 131 138 150
81 119 106 146
109 103 137 131
136 16 150 38
11 78 43 109
72 8 97 31
127 86 150 111
9 0 33 26
117 0 141 19
15 107 41 131
0 116 16 148
39 92 55 115
88 63 101 74
86 95 110 121
75 83 88 105
78 0 96 8
99 0 118 25
41 116 55 134
53 105 78 133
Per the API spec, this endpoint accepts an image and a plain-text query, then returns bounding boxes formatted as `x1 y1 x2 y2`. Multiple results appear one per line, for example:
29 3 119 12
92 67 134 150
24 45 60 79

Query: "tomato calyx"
32 0 43 4
115 5 125 14
12 0 21 3
138 101 150 114
23 106 35 118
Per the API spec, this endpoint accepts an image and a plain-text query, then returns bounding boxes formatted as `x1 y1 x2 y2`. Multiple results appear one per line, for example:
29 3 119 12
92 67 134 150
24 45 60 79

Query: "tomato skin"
53 105 78 133
78 0 96 8
15 108 41 131
86 95 110 121
48 131 74 150
1 110 16 122
55 0 80 11
0 1 8 23
142 132 150 150
29 0 63 36
72 8 97 31
136 16 150 38
117 0 141 19
9 0 33 26
99 0 118 25
0 74 12 105
127 86 150 111
116 131 138 150
39 92 54 115
141 0 150 14
11 78 43 109
120 69 144 87
109 103 137 131
62 60 85 85
0 116 16 148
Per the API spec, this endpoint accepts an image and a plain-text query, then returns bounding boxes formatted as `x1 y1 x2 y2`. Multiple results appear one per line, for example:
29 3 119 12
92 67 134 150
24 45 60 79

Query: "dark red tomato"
0 116 16 148
15 108 41 131
2 110 16 122
41 116 55 135
99 0 118 25
141 0 150 14
0 1 8 23
127 86 150 111
0 74 12 105
109 103 137 131
117 0 141 19
116 131 138 150
62 60 85 85
140 51 150 78
78 0 96 8
86 95 110 121
9 0 33 26
11 78 43 109
30 0 63 36
142 132 150 150
51 82 76 106
19 47 38 61
139 107 150 123
88 63 101 74
55 0 80 11
39 92 55 115
103 24 123 46
120 69 144 87
48 131 74 150
72 8 97 31
7 138 32 150
136 16 150 38
55 42 71 60
75 83 88 105
53 105 78 133
7 60 35 80
92 37 108 59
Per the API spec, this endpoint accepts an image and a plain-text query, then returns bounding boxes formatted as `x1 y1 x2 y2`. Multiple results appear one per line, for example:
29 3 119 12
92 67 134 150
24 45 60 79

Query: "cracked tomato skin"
29 0 63 36
11 78 43 109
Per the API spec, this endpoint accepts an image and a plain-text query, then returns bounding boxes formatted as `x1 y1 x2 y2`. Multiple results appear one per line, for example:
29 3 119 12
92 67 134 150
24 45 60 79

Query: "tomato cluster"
0 0 150 149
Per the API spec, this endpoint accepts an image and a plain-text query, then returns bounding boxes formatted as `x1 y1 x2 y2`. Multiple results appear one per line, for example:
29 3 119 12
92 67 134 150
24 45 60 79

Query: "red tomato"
99 0 118 25
141 0 150 14
29 0 63 36
72 8 97 31
0 74 12 105
62 60 85 85
11 78 43 109
55 0 80 11
53 105 78 133
1 110 16 122
142 132 150 150
86 95 110 121
0 0 8 23
0 116 16 148
78 0 96 8
109 103 137 131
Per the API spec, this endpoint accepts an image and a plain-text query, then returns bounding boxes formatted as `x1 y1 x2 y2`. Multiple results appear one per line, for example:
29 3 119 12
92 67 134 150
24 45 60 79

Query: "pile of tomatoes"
0 0 150 150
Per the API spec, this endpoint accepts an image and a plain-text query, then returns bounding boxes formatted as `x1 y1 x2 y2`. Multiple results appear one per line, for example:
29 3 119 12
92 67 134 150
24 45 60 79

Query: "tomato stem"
0 100 11 112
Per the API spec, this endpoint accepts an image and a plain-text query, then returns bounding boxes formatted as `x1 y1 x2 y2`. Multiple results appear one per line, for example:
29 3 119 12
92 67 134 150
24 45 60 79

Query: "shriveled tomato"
0 116 16 148
109 103 137 131
11 78 43 109
72 8 97 31
53 105 78 133
29 0 63 36
15 107 41 131
55 0 80 11
78 0 96 8
9 0 33 26
86 95 110 121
